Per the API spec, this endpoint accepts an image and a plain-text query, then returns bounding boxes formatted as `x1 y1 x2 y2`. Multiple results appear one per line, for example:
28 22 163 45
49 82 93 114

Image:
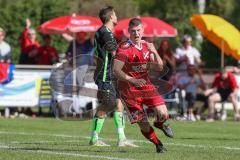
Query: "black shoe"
156 144 167 153
154 122 174 138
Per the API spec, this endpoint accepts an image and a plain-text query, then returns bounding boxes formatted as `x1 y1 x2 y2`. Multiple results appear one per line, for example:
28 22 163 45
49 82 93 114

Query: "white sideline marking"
0 145 135 160
1 130 240 151
0 140 83 144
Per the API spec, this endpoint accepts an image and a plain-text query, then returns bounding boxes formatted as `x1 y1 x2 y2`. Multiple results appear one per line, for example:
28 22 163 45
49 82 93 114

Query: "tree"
75 0 139 18
136 0 198 47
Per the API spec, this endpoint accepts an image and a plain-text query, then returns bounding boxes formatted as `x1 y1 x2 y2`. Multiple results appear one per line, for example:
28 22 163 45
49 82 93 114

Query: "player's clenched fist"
129 78 146 87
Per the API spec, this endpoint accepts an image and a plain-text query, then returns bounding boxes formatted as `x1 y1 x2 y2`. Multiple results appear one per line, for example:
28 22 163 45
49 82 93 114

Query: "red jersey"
37 46 59 65
115 40 165 123
21 28 40 54
212 72 238 91
115 40 155 92
0 63 9 83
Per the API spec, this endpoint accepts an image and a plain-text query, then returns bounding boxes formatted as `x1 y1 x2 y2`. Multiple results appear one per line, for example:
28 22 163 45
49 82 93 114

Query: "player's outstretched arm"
113 59 146 87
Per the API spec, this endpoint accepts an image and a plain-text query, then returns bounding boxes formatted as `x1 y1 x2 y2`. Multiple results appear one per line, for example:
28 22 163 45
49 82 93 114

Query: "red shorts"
119 87 165 124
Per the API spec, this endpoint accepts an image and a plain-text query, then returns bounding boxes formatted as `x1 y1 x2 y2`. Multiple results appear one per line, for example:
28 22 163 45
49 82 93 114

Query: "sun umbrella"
38 14 102 85
114 16 177 37
190 14 240 68
38 14 102 34
38 14 102 106
38 14 102 115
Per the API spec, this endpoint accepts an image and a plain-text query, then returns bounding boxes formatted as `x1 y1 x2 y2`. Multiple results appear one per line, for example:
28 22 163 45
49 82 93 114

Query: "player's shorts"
96 80 118 108
119 88 165 124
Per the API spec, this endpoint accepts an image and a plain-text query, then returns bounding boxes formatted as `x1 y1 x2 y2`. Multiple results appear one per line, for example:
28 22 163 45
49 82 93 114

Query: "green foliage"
137 0 198 48
231 0 240 29
0 0 240 68
76 0 139 18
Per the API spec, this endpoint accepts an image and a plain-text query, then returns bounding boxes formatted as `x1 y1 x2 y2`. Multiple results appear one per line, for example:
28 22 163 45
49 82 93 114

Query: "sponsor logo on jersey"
132 64 147 72
143 51 150 60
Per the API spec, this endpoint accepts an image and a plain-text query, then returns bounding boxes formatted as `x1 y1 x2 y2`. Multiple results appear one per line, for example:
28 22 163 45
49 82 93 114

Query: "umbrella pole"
72 32 80 114
221 40 224 70
73 33 77 94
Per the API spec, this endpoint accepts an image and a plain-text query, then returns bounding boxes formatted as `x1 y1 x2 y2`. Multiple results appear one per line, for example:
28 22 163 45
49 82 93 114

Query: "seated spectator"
175 35 202 73
36 35 59 65
177 65 205 121
205 68 240 122
19 18 40 64
157 39 176 81
0 27 11 63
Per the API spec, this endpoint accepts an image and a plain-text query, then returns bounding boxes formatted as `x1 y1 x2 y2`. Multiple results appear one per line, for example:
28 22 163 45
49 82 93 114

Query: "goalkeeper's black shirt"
94 25 117 82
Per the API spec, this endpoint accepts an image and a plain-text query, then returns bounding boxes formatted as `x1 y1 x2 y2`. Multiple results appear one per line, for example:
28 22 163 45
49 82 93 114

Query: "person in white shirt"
0 27 11 63
175 35 202 72
177 65 205 121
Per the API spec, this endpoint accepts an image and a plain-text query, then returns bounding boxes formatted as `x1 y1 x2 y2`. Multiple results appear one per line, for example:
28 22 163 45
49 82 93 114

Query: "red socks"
141 127 162 145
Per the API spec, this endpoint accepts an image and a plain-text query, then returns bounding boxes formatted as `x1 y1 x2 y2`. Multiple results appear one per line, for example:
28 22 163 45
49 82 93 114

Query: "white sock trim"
91 131 98 139
117 128 124 134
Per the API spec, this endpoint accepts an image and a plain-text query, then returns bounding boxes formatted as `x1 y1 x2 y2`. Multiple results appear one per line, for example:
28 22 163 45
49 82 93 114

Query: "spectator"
175 35 202 73
65 32 94 87
36 35 59 65
177 65 206 121
19 18 40 64
205 68 240 122
157 39 176 81
0 27 11 63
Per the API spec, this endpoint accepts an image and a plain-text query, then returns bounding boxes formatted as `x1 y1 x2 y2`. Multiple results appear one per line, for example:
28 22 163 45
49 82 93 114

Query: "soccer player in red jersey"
113 18 174 153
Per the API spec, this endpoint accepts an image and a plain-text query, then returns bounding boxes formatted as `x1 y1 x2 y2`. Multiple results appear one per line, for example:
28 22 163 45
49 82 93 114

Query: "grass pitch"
0 118 240 160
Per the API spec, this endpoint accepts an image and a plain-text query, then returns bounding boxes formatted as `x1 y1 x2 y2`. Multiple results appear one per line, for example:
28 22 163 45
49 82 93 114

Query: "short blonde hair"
0 27 5 35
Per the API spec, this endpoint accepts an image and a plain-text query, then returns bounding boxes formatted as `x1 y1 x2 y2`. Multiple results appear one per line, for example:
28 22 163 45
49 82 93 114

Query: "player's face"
187 66 195 76
183 39 192 48
128 24 144 43
76 32 87 43
0 31 4 42
44 37 51 46
221 71 228 80
111 11 117 25
28 32 36 41
161 40 169 51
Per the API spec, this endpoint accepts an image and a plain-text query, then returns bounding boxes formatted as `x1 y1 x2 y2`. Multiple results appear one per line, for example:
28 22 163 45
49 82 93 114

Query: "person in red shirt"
205 68 240 122
37 35 59 65
113 18 174 153
19 18 40 64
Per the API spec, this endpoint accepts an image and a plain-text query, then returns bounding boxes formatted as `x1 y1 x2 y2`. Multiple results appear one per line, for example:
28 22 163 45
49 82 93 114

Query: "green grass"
0 118 240 160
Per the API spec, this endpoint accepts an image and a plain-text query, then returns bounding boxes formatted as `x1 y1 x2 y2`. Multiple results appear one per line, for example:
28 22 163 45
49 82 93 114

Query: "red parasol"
114 16 177 37
38 15 102 34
